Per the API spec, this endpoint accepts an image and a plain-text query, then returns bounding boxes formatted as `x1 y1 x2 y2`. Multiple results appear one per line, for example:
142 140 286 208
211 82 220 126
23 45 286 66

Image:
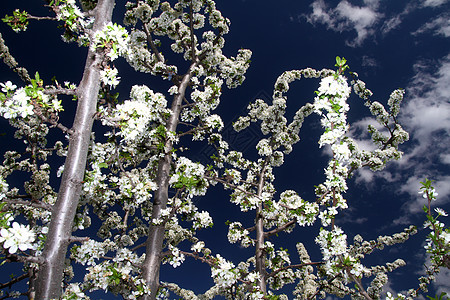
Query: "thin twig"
142 23 164 63
0 273 29 289
264 219 297 238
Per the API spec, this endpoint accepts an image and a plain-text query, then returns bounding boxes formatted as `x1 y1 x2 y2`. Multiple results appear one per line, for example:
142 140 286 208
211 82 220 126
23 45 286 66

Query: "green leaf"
426 292 448 300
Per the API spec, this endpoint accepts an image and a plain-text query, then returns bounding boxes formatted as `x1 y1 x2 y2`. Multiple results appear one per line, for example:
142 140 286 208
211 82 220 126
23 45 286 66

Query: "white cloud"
413 14 450 37
434 267 450 297
381 2 417 34
440 154 450 165
349 55 450 223
381 15 403 34
397 53 450 216
305 0 381 46
423 0 450 7
361 55 378 68
401 55 450 156
303 0 450 45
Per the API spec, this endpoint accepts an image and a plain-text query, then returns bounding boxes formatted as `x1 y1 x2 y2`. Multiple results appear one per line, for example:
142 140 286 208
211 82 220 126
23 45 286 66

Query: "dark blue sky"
0 0 449 299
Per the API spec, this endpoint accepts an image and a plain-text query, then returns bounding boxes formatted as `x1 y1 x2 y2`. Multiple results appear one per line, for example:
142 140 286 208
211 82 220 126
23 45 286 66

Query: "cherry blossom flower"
0 222 35 254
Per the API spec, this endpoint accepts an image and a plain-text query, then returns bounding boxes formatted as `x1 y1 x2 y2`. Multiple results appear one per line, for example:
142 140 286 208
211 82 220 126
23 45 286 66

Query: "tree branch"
142 23 165 63
347 272 372 300
44 87 77 96
264 219 297 238
2 197 53 211
34 0 115 298
0 273 29 290
68 236 90 244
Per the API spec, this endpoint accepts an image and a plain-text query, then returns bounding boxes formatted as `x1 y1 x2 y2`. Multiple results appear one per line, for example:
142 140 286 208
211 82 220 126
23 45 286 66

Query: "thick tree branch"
141 61 198 300
33 0 115 298
255 162 268 294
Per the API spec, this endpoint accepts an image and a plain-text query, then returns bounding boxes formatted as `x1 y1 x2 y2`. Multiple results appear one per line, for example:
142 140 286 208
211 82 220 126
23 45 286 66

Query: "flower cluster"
92 22 130 61
2 9 29 32
0 175 9 201
71 239 116 266
419 180 450 277
227 221 252 247
211 254 238 288
315 227 369 280
92 22 129 88
100 67 120 88
79 247 149 299
313 74 352 226
314 75 351 148
53 0 94 45
0 82 35 119
166 245 185 268
169 157 209 197
0 77 63 120
101 85 171 145
0 221 36 254
261 190 319 232
62 283 89 300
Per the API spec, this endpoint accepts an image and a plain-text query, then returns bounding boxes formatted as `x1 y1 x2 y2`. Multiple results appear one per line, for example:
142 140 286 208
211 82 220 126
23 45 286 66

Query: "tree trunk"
34 1 114 298
255 166 267 294
141 63 197 300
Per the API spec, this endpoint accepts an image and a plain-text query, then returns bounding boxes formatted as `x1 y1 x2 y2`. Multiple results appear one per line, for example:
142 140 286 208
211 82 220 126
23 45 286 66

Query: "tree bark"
255 165 267 294
141 63 197 300
34 1 114 298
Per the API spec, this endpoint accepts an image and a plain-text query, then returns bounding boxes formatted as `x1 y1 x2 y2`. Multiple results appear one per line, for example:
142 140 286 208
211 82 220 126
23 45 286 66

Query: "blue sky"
213 1 450 297
0 0 449 299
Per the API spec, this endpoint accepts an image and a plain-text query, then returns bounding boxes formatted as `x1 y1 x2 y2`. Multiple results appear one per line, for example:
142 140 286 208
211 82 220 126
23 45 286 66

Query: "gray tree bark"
34 0 114 298
141 63 197 300
255 165 268 294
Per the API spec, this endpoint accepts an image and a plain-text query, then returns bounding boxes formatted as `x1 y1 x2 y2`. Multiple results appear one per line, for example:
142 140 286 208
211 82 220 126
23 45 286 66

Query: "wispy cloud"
413 13 450 37
423 0 450 7
304 0 381 46
361 55 379 69
303 0 450 44
381 2 417 34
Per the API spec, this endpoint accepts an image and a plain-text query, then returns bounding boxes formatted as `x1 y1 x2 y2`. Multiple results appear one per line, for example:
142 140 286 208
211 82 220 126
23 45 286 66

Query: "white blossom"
0 81 17 93
211 254 237 288
92 22 130 61
434 207 448 217
0 87 34 119
0 222 36 254
167 245 185 268
191 241 205 252
100 67 121 88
